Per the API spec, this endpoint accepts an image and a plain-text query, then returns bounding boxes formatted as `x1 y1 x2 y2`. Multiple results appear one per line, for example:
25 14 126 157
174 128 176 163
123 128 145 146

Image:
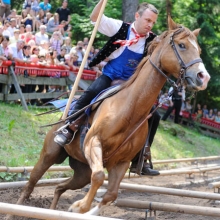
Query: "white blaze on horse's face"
189 38 199 51
196 62 210 90
185 37 210 91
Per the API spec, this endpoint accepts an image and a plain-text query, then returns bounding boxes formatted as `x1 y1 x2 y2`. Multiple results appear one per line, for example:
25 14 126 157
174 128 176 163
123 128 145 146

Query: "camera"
78 47 82 50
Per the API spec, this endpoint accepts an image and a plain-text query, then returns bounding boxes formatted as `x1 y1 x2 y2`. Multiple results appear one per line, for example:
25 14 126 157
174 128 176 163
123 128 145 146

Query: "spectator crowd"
0 0 105 104
158 89 220 124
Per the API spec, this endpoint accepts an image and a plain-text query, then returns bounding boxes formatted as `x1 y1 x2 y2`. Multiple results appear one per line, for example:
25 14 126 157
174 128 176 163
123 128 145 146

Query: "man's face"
134 8 158 35
40 28 46 33
17 42 24 50
62 1 68 8
11 21 16 27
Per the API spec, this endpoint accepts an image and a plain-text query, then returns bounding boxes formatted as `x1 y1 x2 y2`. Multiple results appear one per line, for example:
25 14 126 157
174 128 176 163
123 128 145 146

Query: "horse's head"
152 15 210 91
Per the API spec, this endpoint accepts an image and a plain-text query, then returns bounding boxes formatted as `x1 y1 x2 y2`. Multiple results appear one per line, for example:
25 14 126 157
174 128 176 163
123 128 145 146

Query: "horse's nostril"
197 72 204 79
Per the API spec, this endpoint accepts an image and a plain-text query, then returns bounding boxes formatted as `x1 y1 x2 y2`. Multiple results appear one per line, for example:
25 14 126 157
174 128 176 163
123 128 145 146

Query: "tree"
122 0 139 23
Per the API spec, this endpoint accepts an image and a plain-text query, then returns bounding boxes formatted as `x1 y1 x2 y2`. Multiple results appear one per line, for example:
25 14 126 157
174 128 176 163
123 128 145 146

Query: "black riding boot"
130 147 160 176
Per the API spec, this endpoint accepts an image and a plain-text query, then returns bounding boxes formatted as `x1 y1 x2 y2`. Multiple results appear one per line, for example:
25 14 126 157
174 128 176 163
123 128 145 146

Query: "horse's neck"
126 59 166 114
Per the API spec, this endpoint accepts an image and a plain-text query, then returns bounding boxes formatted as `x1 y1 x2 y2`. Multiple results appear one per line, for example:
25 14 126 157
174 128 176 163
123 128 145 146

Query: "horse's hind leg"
16 135 68 205
50 158 91 209
68 136 105 213
87 161 130 215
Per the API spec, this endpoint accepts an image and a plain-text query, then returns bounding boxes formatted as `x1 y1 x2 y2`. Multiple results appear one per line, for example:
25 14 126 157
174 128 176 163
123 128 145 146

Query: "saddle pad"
49 84 122 116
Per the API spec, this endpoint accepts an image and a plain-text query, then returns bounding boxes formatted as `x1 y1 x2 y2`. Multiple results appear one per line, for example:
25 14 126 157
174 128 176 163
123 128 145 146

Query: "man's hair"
137 3 159 16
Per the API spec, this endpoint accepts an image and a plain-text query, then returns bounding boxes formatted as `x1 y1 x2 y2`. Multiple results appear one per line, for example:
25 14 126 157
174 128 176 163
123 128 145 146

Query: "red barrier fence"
0 61 97 80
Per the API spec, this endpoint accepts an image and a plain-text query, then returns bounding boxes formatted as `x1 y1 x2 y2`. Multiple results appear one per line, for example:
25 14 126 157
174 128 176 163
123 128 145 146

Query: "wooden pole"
0 202 122 220
9 66 28 111
116 199 220 217
62 0 108 120
102 181 220 200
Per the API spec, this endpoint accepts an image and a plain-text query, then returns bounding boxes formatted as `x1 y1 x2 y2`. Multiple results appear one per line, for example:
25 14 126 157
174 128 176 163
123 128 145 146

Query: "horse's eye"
179 43 185 49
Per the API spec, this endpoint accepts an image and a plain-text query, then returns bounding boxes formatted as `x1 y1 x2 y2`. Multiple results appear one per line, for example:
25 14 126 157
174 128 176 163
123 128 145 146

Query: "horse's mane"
120 24 197 90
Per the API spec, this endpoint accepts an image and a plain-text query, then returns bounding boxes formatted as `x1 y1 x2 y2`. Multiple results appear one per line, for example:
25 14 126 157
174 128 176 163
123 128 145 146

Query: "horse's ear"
193 28 201 37
167 14 178 30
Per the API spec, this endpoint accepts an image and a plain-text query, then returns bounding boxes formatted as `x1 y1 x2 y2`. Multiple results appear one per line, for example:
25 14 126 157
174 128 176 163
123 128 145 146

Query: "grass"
0 101 220 176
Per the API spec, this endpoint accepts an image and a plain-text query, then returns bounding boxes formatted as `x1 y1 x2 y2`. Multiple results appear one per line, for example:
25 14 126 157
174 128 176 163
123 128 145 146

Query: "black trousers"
162 100 182 124
72 74 112 118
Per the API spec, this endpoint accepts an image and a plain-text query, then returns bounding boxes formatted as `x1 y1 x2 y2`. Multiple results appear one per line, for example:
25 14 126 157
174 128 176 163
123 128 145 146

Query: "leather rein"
103 27 203 164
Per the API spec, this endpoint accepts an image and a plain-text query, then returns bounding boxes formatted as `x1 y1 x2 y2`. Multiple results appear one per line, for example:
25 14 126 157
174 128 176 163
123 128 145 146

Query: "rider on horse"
54 1 160 176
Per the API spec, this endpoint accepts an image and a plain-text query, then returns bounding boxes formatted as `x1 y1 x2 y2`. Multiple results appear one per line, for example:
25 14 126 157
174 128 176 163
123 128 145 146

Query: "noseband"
149 27 203 88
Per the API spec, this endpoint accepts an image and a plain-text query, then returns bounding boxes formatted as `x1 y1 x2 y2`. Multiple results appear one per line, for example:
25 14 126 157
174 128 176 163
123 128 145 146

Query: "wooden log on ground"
102 181 220 200
0 178 68 189
0 202 122 220
116 199 220 217
1 155 220 174
208 181 220 189
0 166 71 173
153 155 220 164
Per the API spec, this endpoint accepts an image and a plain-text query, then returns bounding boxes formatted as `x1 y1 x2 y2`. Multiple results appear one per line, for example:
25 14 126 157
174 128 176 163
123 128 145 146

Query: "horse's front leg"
68 136 105 213
86 161 130 215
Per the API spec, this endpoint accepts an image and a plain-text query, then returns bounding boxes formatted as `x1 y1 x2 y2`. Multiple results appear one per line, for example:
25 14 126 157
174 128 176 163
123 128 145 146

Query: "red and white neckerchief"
113 28 146 47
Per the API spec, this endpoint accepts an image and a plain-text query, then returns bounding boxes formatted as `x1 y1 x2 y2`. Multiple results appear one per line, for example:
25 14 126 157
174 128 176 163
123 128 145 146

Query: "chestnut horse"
10 17 210 218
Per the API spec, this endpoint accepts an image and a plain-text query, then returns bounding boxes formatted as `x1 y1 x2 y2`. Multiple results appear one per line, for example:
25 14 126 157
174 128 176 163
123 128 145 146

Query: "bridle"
149 27 203 89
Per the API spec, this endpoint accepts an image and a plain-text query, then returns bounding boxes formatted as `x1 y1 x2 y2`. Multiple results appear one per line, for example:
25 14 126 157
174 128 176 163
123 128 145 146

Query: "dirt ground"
1 166 220 220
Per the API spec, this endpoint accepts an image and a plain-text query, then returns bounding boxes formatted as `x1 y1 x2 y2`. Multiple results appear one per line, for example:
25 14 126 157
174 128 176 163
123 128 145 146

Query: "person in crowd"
83 37 89 45
87 45 95 65
62 36 72 53
54 1 160 176
158 91 170 107
202 104 209 118
21 9 33 27
35 24 48 45
22 44 34 102
215 111 220 124
195 103 203 122
38 39 48 55
31 0 40 17
0 0 11 23
70 40 84 66
213 108 218 117
23 44 31 59
9 39 31 94
8 9 21 27
22 0 32 14
162 84 185 124
1 35 10 59
49 30 63 54
56 0 70 31
44 11 52 25
35 8 46 29
2 20 11 37
57 46 66 63
7 18 17 37
39 0 51 13
19 24 26 35
8 39 29 63
9 29 20 44
47 13 61 34
0 34 7 61
205 109 215 121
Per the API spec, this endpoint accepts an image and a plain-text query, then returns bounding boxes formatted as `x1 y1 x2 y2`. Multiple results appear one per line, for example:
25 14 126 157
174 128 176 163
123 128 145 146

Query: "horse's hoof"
68 205 80 213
